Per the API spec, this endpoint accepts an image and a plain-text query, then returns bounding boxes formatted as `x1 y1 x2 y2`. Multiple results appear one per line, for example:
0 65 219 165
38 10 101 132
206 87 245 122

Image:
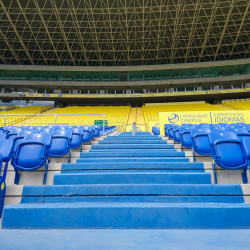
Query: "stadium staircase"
2 132 250 229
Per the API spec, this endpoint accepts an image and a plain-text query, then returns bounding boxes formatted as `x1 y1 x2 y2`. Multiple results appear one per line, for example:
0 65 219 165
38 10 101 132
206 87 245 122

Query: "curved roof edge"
0 58 250 72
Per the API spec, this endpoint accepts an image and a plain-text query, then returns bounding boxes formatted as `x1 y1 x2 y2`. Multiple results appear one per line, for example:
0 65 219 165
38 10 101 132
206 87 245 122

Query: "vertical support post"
132 122 136 136
3 115 6 126
103 114 105 136
54 114 57 126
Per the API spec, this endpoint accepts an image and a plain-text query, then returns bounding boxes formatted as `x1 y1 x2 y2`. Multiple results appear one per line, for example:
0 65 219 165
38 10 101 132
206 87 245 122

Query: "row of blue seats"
0 125 116 217
162 123 250 184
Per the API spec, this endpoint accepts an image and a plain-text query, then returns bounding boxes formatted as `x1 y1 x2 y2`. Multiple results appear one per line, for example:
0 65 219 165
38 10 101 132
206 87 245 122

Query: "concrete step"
3 202 250 229
104 137 162 140
61 162 205 171
99 140 168 144
80 151 185 158
53 172 211 185
88 149 177 152
91 144 175 149
77 157 189 163
19 184 245 204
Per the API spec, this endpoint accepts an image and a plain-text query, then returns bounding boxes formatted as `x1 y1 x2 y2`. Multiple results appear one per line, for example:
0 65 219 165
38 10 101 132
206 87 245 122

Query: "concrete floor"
0 229 249 250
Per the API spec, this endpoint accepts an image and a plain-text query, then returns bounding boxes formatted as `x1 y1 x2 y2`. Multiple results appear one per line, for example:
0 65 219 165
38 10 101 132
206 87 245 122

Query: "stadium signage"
159 111 250 135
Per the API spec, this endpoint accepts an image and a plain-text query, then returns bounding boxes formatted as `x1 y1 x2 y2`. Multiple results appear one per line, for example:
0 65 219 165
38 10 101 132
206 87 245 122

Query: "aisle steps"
2 132 250 229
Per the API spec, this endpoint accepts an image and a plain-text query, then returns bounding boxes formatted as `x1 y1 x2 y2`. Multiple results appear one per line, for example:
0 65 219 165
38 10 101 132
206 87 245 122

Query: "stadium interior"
1 0 250 249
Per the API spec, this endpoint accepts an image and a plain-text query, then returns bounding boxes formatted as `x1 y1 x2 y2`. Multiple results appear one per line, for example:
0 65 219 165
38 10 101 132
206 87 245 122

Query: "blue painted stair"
2 132 250 229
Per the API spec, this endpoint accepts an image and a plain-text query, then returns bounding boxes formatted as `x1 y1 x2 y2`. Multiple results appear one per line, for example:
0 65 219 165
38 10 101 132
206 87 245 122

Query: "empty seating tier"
143 103 223 123
27 106 130 130
222 100 250 110
0 106 51 126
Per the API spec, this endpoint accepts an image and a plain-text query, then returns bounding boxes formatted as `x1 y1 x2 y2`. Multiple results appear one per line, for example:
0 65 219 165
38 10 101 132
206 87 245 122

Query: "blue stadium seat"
2 126 14 134
200 123 210 127
242 137 250 176
168 124 174 139
82 126 91 144
39 127 56 133
179 126 195 149
12 133 52 185
164 124 171 136
218 123 229 126
0 139 14 217
152 127 160 135
56 126 69 131
49 130 73 163
227 128 250 141
70 127 84 151
94 125 100 137
164 124 169 136
190 128 212 161
173 125 181 143
91 126 96 140
7 128 23 140
208 131 248 184
0 131 8 139
12 131 32 155
100 126 107 136
210 126 226 132
224 124 236 129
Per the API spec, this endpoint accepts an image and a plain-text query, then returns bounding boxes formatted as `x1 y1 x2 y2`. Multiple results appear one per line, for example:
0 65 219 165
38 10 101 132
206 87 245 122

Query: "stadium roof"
0 0 250 66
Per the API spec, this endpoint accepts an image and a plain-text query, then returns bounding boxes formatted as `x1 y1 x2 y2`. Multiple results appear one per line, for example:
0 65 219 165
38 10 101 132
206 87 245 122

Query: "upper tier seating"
27 106 130 128
143 103 223 123
0 106 51 126
222 101 250 110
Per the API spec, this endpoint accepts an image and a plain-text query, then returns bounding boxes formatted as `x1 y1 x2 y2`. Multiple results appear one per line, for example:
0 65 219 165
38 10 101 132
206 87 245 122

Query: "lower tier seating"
160 123 250 184
2 132 250 229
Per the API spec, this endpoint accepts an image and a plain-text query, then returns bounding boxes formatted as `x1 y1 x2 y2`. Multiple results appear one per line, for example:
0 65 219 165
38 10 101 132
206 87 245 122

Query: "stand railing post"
103 114 105 136
54 114 57 126
3 115 6 126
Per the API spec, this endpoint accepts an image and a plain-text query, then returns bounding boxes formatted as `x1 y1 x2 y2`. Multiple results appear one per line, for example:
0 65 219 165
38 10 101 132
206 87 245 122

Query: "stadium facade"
0 0 250 105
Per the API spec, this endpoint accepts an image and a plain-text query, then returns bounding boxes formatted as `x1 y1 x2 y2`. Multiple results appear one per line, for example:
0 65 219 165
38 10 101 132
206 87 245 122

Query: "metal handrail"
1 113 108 135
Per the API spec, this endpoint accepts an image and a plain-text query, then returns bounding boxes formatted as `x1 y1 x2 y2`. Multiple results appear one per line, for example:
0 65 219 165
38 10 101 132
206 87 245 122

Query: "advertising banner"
159 110 250 135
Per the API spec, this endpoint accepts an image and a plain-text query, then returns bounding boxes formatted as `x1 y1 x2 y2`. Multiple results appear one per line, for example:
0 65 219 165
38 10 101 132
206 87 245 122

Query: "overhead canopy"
0 0 249 66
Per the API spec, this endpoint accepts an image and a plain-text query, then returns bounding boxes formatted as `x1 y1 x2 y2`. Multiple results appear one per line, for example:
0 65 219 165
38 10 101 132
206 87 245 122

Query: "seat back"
8 128 23 140
39 127 56 133
164 124 170 136
2 126 14 134
179 126 195 148
227 128 250 141
70 127 84 149
49 130 73 157
13 140 46 170
210 126 226 132
173 125 181 143
56 126 69 131
82 126 91 143
208 131 246 169
91 125 95 139
13 131 32 154
167 124 174 139
26 132 52 148
94 125 100 137
0 139 14 161
190 127 212 155
0 131 8 140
